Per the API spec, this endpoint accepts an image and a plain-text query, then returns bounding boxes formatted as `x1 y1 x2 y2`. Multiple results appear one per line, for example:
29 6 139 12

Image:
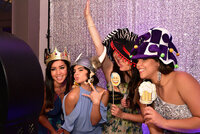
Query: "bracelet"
88 25 95 28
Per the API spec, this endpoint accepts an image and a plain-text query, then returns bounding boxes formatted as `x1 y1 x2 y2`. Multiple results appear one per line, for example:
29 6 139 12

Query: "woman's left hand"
144 106 166 128
82 83 105 105
111 104 123 118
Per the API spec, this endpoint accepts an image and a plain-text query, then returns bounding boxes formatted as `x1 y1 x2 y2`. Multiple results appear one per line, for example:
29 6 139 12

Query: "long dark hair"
154 58 174 89
45 60 71 109
156 58 174 74
128 66 141 108
113 62 141 108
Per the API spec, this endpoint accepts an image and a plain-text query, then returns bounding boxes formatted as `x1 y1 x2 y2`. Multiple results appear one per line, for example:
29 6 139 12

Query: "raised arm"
84 0 113 82
84 0 104 56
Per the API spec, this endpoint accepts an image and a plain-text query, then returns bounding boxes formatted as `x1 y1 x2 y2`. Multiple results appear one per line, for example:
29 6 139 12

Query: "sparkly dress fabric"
38 95 64 134
61 86 107 134
154 96 200 134
102 82 142 134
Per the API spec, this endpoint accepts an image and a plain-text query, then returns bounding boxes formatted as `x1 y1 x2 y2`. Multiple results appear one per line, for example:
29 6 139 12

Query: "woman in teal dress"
84 0 144 133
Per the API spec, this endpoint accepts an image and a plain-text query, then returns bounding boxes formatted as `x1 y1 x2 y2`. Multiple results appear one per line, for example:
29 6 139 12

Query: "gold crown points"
45 47 70 65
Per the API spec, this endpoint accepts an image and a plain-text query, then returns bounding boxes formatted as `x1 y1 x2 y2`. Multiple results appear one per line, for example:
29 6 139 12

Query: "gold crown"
44 47 70 65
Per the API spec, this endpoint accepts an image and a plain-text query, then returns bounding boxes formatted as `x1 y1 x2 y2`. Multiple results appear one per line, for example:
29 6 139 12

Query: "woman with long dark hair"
131 27 200 133
84 0 144 133
38 47 71 134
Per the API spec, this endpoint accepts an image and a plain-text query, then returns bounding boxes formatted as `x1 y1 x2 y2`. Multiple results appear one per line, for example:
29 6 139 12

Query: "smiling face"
73 65 88 84
113 51 131 71
111 72 121 86
136 58 159 80
51 60 68 85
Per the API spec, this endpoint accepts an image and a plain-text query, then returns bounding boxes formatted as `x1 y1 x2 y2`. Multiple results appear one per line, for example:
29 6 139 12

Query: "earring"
157 71 161 83
72 81 79 88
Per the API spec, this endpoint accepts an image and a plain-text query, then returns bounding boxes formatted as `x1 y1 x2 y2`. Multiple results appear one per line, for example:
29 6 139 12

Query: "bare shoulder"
174 71 193 78
173 72 200 117
173 71 200 98
65 87 80 103
64 87 80 115
174 71 199 84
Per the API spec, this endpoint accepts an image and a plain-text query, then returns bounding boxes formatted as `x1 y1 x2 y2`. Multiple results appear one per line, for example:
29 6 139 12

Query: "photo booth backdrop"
48 0 200 90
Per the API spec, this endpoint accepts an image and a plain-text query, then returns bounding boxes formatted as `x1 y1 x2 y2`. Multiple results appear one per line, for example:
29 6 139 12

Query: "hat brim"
102 28 138 65
111 40 134 63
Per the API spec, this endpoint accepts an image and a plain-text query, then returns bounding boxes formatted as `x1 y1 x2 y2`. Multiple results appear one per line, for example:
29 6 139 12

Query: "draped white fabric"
49 0 200 88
